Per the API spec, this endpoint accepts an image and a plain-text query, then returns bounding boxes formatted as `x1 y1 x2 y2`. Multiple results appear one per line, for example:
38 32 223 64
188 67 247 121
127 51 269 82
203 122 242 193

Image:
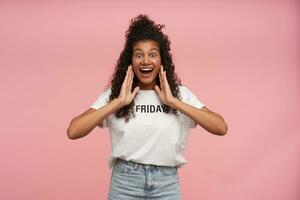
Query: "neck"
137 82 156 90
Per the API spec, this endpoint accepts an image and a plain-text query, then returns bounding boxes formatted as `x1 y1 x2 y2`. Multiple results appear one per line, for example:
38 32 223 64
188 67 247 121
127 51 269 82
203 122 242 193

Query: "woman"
67 14 228 200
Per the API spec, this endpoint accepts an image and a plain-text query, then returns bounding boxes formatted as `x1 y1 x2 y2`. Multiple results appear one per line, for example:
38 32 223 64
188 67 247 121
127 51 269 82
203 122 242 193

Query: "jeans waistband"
116 158 171 170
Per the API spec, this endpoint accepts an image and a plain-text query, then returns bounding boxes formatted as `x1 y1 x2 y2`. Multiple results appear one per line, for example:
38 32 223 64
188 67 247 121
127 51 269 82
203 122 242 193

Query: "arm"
67 99 124 140
67 65 139 140
170 101 228 136
154 65 228 136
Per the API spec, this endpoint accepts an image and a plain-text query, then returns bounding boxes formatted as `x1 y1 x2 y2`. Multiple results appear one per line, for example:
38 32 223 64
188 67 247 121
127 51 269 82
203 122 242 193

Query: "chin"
137 77 156 86
139 80 155 85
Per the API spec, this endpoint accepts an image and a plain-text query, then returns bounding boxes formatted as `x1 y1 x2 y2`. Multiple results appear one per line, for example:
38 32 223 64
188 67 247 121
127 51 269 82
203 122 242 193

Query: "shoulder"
178 85 192 97
178 85 190 102
90 86 112 110
94 86 112 101
178 85 206 109
98 86 112 97
178 85 188 92
102 86 112 96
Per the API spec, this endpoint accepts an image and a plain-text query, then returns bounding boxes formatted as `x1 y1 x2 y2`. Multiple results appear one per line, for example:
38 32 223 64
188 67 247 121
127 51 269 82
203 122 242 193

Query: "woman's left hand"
154 65 177 107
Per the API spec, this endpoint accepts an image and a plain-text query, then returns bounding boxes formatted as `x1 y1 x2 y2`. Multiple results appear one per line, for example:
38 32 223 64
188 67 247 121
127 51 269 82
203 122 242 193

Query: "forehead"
133 40 160 52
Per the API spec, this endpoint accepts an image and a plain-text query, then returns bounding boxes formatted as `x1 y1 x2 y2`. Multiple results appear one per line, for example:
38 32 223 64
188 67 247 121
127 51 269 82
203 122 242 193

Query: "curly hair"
108 14 182 122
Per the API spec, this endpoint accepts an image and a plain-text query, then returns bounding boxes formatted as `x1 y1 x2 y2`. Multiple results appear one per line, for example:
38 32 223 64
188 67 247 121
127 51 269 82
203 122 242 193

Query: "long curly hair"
108 14 182 122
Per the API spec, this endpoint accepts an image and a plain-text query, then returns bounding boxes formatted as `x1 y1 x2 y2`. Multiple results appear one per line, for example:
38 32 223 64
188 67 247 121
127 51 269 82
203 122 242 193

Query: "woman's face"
131 40 161 90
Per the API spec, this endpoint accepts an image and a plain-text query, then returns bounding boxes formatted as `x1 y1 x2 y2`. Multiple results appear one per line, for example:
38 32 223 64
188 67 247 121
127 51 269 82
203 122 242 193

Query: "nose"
142 55 151 65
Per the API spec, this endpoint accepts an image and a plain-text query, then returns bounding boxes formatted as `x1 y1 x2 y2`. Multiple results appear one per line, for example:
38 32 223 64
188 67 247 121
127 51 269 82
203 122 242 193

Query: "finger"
164 71 168 85
154 85 163 100
132 86 140 96
125 65 132 92
164 71 171 90
154 85 161 94
161 66 166 84
129 86 140 101
159 66 163 89
122 67 130 89
129 67 134 92
126 65 131 85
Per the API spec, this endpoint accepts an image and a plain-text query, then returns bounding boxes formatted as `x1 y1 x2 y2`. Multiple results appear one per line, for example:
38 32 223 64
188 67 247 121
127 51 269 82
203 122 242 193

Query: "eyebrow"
133 48 159 52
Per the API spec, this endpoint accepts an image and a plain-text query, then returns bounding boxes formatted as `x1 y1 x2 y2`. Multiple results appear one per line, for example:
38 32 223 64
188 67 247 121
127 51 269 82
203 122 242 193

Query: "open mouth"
139 68 153 75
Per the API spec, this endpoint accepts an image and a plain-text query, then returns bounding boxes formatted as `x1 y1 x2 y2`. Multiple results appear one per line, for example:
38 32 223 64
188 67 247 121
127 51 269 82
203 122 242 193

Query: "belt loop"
134 163 138 169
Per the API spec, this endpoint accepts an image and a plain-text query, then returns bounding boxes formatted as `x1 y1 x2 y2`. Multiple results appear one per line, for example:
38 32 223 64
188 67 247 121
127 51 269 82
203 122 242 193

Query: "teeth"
140 68 152 71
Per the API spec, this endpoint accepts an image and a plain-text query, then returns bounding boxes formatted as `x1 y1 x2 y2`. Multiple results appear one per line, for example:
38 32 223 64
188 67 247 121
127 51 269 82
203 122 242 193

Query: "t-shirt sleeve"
180 86 206 128
89 87 111 128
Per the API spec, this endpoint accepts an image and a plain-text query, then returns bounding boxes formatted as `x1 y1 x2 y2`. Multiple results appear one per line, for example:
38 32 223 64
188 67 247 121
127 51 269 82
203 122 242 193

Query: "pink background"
1 1 299 199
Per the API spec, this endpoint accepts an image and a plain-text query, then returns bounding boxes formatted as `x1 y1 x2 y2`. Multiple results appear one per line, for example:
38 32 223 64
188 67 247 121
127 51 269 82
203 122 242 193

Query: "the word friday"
135 104 168 113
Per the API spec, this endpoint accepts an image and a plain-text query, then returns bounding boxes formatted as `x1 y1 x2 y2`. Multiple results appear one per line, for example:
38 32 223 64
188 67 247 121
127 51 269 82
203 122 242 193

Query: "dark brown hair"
108 14 181 122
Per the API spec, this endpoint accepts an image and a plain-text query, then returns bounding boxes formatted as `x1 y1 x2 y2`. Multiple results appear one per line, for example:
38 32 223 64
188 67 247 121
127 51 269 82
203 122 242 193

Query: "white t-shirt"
90 85 205 170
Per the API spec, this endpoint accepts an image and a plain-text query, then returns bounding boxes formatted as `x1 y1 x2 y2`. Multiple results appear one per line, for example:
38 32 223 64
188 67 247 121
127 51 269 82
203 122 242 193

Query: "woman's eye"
150 53 156 57
136 54 142 58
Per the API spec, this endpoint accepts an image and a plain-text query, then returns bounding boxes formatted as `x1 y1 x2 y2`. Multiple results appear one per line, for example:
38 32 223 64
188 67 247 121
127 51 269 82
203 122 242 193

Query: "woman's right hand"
117 65 140 107
67 65 139 140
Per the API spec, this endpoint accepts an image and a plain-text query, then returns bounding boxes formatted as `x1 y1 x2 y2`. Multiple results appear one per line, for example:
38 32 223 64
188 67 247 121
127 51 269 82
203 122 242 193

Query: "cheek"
153 68 160 77
132 67 139 75
153 58 161 65
132 55 142 62
132 58 137 64
132 60 140 70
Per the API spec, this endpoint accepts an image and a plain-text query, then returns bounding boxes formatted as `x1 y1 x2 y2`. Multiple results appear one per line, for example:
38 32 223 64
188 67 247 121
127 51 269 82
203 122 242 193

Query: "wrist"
113 98 126 109
168 98 180 109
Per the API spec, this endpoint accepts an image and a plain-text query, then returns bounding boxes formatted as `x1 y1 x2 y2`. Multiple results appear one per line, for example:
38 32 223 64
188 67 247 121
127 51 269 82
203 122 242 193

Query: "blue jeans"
108 158 182 200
